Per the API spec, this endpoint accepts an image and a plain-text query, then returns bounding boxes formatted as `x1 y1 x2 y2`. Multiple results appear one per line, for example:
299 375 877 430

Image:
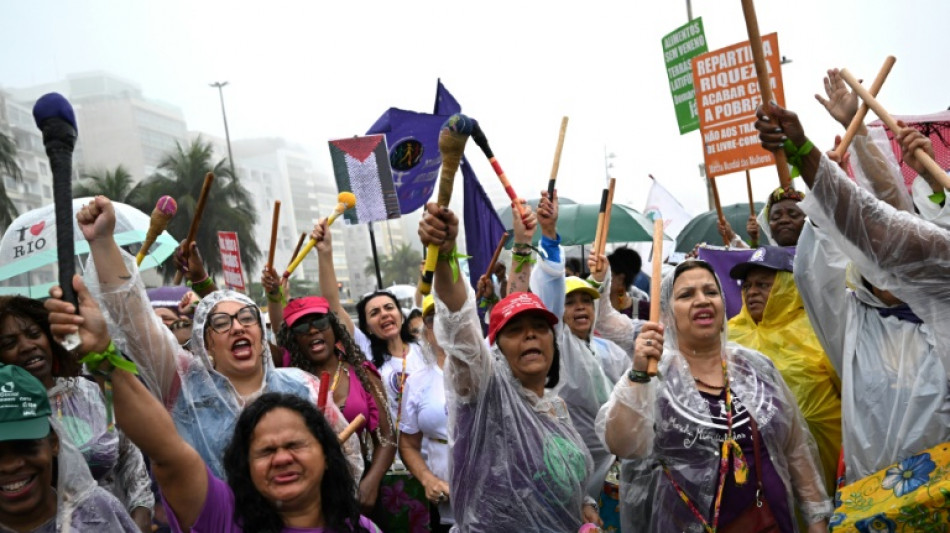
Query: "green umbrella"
674 202 765 253
496 201 664 247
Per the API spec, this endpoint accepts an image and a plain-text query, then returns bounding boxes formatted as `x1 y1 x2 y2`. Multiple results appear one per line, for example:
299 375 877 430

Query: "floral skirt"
831 442 950 532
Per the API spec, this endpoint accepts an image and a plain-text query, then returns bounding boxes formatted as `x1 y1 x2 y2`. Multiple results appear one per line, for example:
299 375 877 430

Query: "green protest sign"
663 18 708 134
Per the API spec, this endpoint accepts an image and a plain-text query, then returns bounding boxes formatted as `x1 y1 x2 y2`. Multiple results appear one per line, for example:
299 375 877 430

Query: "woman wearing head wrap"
0 296 154 530
419 201 596 532
0 364 138 532
71 196 362 483
596 260 831 532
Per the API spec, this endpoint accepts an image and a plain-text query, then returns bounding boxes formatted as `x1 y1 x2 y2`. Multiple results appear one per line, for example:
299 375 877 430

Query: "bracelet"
929 190 946 205
80 341 139 376
511 252 536 273
80 342 138 433
783 138 814 178
188 275 214 293
478 295 499 309
266 286 284 303
627 368 651 383
437 246 471 283
585 278 603 289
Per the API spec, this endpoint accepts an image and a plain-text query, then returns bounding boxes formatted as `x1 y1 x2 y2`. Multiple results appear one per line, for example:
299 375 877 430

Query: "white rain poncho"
433 284 593 532
795 152 950 481
48 377 153 514
530 248 629 500
83 251 362 483
594 265 832 532
18 417 139 532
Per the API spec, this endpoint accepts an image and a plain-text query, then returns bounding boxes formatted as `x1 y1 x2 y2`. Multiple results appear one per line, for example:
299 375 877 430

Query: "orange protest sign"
692 33 785 178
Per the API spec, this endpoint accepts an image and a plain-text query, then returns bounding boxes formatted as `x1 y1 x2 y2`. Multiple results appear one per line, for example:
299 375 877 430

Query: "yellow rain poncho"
728 270 842 495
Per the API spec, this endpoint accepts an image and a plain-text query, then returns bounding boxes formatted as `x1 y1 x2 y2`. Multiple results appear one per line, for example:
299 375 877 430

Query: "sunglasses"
291 315 331 335
207 306 260 334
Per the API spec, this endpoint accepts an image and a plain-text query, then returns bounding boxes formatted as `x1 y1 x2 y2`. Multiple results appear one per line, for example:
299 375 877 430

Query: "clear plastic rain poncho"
31 416 139 532
48 377 154 514
83 251 362 482
530 248 629 500
727 270 842 496
594 265 832 532
433 284 593 532
794 152 950 481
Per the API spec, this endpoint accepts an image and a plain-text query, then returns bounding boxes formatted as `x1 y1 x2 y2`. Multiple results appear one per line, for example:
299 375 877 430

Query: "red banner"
217 231 246 292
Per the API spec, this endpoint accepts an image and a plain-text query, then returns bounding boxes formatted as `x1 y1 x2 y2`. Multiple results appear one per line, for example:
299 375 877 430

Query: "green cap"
0 364 51 442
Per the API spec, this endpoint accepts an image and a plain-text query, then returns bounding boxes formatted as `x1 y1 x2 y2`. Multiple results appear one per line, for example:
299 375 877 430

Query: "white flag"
643 177 693 239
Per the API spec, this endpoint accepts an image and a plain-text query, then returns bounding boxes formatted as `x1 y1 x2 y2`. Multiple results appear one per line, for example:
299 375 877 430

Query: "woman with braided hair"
272 294 397 514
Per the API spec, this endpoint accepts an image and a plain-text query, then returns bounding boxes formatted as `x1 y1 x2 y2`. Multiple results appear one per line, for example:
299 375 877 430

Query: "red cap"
283 296 330 327
487 292 558 345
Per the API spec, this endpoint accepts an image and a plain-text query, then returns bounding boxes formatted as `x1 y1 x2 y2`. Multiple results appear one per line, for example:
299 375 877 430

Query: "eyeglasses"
207 306 260 334
291 315 331 335
168 318 192 332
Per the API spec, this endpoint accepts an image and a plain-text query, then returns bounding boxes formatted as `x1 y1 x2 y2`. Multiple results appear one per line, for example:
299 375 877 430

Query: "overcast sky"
2 0 947 220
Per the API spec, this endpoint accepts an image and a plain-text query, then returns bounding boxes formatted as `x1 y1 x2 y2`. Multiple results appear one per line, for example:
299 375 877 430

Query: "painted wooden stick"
745 170 758 248
337 414 366 444
317 371 331 410
283 193 356 280
646 219 664 377
484 231 510 279
740 0 792 189
592 188 609 265
547 117 569 200
173 172 214 285
267 200 281 270
833 56 896 159
840 68 950 190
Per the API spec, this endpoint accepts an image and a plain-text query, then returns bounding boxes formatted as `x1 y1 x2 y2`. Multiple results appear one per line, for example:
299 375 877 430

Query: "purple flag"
366 109 445 214
433 81 506 290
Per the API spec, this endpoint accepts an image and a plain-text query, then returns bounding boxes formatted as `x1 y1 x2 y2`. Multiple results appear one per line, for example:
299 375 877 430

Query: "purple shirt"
697 390 793 533
163 466 382 533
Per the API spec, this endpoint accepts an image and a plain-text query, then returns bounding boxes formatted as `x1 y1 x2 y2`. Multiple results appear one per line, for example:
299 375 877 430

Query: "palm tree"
73 165 148 205
132 136 261 281
364 243 422 287
0 130 23 231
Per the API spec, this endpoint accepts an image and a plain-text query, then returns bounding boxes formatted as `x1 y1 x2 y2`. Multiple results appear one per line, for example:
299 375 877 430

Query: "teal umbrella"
496 200 665 247
674 202 765 253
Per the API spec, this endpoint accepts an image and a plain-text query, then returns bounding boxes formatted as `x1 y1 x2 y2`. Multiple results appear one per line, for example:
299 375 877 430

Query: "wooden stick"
267 200 281 270
745 170 758 248
596 178 617 256
840 68 950 190
287 232 306 270
547 117 569 199
646 219 664 377
173 172 215 285
484 231 510 279
337 414 366 444
740 0 792 189
833 56 896 159
710 177 728 246
592 188 609 259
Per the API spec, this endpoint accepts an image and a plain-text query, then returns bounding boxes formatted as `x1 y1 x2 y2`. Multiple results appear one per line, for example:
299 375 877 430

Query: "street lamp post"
209 81 237 179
